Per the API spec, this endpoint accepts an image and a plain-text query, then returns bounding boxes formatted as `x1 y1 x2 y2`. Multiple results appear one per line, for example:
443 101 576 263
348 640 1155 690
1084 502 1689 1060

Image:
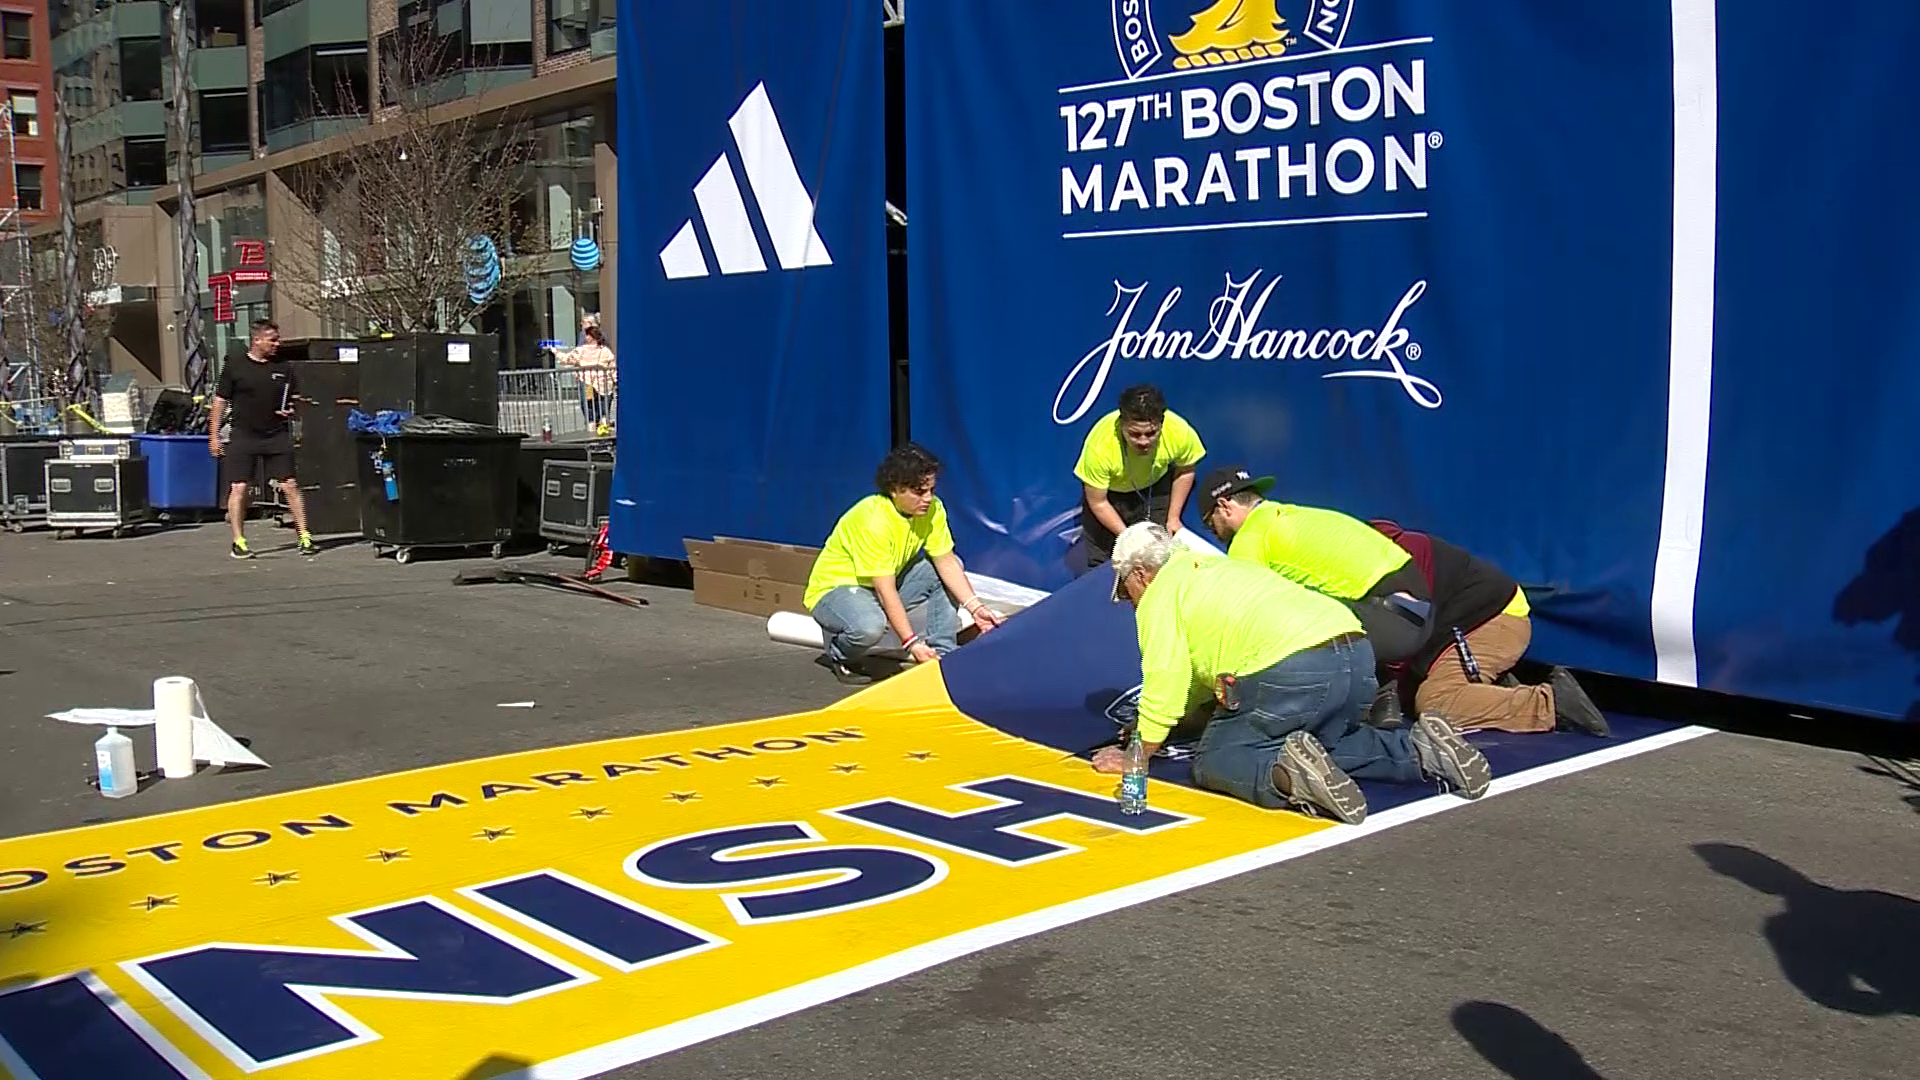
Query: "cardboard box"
684 536 821 618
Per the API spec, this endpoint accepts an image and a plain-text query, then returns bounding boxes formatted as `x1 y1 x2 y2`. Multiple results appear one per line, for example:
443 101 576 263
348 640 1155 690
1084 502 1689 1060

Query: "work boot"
1410 714 1492 799
1367 684 1404 728
1271 731 1368 824
1549 666 1611 736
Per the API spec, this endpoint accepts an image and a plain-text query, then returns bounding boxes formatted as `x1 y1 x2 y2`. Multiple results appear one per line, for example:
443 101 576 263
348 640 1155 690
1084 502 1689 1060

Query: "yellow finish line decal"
0 670 1331 1078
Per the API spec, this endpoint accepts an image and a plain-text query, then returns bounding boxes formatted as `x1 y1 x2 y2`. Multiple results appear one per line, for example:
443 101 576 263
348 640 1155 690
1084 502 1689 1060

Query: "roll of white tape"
153 676 198 779
767 610 826 649
765 607 980 650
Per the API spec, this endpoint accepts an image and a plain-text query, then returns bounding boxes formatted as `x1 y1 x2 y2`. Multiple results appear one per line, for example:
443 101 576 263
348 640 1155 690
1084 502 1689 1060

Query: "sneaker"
815 654 873 686
1410 714 1492 799
298 532 318 556
1367 684 1405 728
1271 731 1368 824
229 539 254 560
1549 666 1611 736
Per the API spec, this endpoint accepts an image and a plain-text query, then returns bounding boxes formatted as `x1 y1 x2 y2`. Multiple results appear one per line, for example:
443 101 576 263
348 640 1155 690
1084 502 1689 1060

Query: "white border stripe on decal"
505 726 1716 1079
1650 0 1720 688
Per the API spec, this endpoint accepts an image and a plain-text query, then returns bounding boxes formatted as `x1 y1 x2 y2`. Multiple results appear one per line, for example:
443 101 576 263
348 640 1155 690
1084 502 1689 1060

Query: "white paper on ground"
497 701 537 708
1173 528 1222 556
50 699 270 770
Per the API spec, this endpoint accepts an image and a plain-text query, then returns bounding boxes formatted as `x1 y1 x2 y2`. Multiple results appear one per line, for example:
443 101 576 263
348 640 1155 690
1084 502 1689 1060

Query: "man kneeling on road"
1091 522 1492 824
1368 519 1609 737
1198 465 1434 723
804 443 1003 685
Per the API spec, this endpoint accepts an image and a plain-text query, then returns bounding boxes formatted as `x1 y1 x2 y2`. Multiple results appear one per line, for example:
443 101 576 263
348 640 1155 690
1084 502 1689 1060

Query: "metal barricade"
0 395 65 436
496 366 617 440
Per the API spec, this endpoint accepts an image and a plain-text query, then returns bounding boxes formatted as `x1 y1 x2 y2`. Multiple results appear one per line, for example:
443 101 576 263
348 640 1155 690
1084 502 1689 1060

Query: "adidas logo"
659 82 833 280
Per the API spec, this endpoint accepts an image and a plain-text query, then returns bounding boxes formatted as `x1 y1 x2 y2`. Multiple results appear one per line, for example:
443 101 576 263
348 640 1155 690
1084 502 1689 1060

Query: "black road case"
355 432 523 563
357 333 500 427
538 459 615 550
45 456 151 538
0 437 60 531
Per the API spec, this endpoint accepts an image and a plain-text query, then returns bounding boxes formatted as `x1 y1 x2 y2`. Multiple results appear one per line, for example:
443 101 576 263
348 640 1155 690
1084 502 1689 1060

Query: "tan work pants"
1414 614 1556 733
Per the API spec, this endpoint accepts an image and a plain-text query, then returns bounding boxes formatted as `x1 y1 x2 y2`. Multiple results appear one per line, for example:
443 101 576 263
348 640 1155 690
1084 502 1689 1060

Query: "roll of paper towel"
153 676 198 779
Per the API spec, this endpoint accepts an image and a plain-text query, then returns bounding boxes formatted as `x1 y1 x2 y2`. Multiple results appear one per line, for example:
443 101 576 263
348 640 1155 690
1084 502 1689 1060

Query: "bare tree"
0 223 115 411
274 31 536 334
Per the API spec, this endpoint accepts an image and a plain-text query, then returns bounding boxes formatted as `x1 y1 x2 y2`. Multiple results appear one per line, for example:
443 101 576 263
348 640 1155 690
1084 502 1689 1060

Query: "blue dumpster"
135 434 219 513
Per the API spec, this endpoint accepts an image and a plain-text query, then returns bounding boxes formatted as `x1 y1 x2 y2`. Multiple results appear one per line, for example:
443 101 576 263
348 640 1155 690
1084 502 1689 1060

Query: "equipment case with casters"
0 437 61 531
45 456 151 538
538 459 615 550
354 432 524 563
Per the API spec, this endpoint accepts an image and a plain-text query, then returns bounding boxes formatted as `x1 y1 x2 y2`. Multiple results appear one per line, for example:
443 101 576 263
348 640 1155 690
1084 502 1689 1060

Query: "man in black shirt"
1369 519 1608 736
209 319 314 558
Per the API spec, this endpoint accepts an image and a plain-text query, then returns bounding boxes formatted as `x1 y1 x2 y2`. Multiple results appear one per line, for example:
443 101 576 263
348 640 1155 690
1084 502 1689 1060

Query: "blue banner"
908 0 1676 679
907 1 1920 720
613 1 888 558
1692 1 1920 721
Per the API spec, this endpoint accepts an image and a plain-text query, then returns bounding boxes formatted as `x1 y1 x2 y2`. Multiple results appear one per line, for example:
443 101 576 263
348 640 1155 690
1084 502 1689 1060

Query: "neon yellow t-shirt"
1226 500 1412 600
1073 409 1206 494
804 494 956 610
1133 552 1363 743
1502 586 1530 618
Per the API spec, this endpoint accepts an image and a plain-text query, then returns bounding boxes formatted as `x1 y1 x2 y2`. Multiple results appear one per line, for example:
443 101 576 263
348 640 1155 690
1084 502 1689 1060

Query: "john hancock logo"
1112 0 1356 81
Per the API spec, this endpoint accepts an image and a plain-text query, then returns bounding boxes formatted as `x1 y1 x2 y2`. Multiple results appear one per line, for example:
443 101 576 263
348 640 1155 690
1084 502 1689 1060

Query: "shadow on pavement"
1451 1001 1607 1080
459 1054 534 1079
1856 755 1920 815
1695 842 1920 1017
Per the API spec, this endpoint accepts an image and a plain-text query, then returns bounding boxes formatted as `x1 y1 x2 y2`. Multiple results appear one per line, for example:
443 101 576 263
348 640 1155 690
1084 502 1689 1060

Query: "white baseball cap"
1109 521 1172 602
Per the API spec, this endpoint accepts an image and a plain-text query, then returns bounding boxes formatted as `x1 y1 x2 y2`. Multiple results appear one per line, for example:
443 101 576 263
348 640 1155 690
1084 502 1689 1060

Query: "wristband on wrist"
901 634 921 651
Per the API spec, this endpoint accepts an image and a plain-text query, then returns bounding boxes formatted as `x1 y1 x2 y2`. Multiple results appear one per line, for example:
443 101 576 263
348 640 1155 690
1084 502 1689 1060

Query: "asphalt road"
2 523 1916 1080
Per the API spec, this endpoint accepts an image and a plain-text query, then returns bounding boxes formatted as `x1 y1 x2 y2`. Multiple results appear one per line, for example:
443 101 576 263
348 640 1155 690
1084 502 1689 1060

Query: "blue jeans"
1190 637 1425 808
809 554 960 666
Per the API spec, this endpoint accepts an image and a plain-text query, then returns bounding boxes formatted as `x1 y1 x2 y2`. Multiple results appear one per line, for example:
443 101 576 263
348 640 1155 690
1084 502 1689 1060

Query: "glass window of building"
1 13 30 61
195 0 246 47
13 164 42 211
9 92 36 137
395 0 532 78
124 136 167 188
121 38 165 102
529 114 596 251
313 46 370 116
259 0 302 17
548 0 591 55
199 90 249 153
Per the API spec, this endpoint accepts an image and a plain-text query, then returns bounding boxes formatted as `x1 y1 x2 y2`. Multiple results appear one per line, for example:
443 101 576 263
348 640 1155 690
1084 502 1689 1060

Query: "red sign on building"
210 240 272 323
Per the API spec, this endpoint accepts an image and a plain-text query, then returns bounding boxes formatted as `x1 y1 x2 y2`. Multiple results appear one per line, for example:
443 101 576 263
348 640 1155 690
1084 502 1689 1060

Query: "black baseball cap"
1199 465 1274 505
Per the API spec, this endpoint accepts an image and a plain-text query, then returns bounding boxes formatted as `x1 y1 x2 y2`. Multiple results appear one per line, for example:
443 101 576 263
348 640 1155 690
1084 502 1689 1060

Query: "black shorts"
224 439 295 486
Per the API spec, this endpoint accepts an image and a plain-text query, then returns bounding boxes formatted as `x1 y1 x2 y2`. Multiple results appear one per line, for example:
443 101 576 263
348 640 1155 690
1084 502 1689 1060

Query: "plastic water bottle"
96 727 136 799
541 419 553 444
379 456 398 501
1117 737 1149 814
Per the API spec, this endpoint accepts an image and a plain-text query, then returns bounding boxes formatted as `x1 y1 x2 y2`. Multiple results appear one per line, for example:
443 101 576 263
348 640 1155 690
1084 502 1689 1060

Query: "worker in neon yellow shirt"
1197 464 1435 724
805 443 1003 684
1092 522 1491 824
1073 384 1206 568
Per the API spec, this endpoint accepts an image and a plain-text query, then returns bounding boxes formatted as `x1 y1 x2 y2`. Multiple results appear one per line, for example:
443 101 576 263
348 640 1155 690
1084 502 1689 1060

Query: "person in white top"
549 317 617 433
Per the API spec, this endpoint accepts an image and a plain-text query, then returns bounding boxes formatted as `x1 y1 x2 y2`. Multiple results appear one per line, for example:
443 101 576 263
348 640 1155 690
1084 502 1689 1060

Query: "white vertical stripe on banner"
693 156 768 275
1651 0 1719 688
729 83 834 270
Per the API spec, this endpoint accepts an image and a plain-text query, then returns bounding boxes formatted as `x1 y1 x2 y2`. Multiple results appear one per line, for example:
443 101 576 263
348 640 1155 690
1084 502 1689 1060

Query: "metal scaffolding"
0 95 42 403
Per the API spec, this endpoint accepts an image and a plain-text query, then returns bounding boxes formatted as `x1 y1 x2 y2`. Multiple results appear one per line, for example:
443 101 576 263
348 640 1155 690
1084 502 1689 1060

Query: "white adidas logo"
659 82 833 280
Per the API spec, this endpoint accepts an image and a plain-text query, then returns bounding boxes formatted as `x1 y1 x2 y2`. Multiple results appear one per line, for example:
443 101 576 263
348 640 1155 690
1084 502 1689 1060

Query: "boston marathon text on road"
1055 271 1441 423
0 778 1197 1077
1060 59 1430 216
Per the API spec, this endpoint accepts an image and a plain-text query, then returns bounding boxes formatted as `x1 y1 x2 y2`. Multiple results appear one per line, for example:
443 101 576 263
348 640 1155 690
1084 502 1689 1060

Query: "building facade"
0 2 56 226
47 0 618 387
